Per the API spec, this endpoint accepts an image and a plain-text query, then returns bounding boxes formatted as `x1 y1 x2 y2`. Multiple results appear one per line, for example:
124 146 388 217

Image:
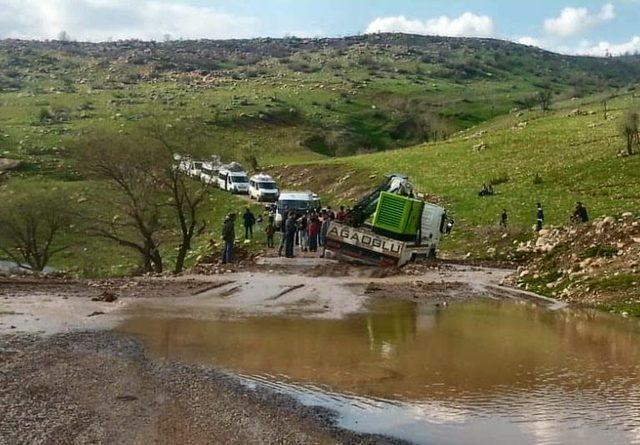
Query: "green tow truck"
325 175 452 267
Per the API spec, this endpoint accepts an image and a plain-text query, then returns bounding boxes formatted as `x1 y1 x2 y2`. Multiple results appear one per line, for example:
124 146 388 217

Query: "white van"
274 191 321 228
218 167 249 194
249 174 279 202
199 162 219 186
189 160 203 178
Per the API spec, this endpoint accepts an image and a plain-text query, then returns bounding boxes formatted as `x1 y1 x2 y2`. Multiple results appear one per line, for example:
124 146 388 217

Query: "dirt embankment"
265 163 376 203
511 213 640 314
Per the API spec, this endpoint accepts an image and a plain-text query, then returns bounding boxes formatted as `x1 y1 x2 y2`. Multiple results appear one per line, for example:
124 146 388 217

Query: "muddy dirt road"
1 260 563 444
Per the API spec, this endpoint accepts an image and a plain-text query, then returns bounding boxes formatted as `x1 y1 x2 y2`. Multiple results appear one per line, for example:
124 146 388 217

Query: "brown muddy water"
118 299 640 445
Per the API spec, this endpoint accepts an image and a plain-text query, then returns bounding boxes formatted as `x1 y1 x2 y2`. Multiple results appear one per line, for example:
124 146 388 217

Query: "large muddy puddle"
118 298 640 445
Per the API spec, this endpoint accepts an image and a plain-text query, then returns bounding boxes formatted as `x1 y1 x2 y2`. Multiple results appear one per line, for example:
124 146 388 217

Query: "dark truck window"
278 199 321 212
232 176 248 183
258 182 277 190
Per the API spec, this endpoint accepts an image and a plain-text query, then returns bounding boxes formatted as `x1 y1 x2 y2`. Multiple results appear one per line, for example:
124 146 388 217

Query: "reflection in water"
118 299 640 445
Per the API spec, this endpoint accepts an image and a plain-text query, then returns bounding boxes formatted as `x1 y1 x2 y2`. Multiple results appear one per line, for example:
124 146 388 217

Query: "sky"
1 0 639 56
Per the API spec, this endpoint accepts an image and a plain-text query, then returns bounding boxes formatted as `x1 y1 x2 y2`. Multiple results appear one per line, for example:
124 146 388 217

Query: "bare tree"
0 190 73 271
620 110 640 156
147 125 209 274
74 124 211 274
74 134 165 273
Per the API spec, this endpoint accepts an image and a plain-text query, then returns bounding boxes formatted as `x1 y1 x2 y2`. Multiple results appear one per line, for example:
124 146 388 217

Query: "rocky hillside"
512 214 640 315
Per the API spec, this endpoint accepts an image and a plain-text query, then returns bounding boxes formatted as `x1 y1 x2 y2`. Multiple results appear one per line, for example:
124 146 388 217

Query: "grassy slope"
284 91 640 258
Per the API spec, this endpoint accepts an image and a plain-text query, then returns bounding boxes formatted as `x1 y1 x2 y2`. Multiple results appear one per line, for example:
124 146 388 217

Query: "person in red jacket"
308 212 321 252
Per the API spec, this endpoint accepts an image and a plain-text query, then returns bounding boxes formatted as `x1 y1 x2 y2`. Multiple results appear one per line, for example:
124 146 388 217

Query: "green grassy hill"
1 34 639 277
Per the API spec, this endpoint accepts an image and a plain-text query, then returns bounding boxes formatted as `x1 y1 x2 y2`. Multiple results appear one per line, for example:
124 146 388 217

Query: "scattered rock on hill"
0 158 21 174
473 141 487 152
511 214 640 307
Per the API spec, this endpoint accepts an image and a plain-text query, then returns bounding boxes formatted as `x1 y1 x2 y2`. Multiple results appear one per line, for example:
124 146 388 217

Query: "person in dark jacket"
243 208 256 239
320 212 334 258
284 212 297 258
536 203 544 231
500 209 508 228
572 202 589 223
297 212 308 252
221 213 236 264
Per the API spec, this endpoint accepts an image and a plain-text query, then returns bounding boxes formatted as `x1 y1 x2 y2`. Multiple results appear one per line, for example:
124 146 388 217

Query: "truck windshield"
231 176 248 183
277 199 320 212
258 182 277 190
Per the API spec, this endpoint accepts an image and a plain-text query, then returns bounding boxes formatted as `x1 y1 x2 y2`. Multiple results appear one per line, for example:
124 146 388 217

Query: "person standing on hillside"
243 207 256 239
536 203 544 231
500 209 508 228
221 213 236 264
572 202 589 223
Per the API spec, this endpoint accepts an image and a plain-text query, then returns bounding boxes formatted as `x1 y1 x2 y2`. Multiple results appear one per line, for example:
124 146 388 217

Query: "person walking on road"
243 207 256 239
285 212 297 258
500 209 508 228
221 213 236 264
536 203 544 232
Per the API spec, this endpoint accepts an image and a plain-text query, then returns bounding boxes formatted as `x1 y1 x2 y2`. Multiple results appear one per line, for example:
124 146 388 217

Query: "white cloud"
365 12 496 38
0 0 259 41
516 36 544 48
514 34 640 57
580 36 640 56
543 3 615 37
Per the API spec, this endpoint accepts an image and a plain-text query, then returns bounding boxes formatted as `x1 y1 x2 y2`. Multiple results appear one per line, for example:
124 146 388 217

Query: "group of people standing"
221 207 338 264
279 209 335 258
497 202 589 233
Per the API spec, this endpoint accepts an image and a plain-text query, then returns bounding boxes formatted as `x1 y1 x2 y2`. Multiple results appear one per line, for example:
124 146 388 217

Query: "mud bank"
0 262 517 335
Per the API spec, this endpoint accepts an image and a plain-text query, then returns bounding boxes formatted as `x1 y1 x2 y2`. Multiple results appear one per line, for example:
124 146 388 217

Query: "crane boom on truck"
325 174 451 267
